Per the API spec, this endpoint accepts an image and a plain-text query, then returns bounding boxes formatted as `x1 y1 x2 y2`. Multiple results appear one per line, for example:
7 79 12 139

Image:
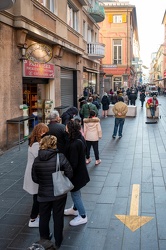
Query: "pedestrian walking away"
83 110 102 165
64 120 90 226
32 135 73 249
139 91 146 107
23 123 49 228
101 92 110 118
112 96 128 139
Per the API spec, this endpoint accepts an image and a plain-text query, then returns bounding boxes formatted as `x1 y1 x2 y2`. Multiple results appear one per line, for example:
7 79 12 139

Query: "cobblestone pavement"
1 95 166 250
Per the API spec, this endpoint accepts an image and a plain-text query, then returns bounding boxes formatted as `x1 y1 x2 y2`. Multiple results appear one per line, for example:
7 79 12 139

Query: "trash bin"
31 112 38 128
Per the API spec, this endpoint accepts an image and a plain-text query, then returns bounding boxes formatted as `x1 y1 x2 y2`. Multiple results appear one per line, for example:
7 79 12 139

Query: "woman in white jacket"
23 123 49 227
83 110 102 165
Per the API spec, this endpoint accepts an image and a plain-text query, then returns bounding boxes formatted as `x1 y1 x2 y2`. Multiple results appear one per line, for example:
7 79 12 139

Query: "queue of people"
25 86 160 249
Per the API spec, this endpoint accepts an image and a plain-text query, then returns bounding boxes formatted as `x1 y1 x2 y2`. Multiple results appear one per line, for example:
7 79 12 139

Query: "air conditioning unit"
0 0 15 11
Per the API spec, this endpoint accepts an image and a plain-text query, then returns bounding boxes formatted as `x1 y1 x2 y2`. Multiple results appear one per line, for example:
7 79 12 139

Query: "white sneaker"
69 215 87 226
28 217 39 227
64 207 79 216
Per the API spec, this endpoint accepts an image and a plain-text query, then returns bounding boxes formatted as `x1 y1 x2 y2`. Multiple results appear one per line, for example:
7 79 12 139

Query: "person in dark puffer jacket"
61 107 78 125
32 135 73 249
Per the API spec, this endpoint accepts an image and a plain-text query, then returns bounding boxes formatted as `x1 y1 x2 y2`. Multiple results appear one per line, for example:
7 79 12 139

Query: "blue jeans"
113 118 125 137
71 190 86 216
150 107 155 117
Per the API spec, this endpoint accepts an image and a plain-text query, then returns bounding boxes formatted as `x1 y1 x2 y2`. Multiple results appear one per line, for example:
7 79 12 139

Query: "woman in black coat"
64 120 90 226
101 92 110 118
32 135 73 249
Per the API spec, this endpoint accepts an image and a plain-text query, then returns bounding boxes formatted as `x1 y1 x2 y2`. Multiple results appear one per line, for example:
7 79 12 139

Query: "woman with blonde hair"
23 123 49 228
32 135 73 249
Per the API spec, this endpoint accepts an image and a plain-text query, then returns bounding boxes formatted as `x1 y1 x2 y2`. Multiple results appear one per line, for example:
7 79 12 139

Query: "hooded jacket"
112 101 128 118
32 149 73 201
61 107 78 125
83 117 102 141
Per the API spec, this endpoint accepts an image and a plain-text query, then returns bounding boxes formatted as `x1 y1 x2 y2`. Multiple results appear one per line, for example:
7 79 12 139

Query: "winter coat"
32 149 73 202
47 121 66 154
23 142 39 195
65 134 90 192
140 92 146 101
147 98 159 110
122 94 129 105
61 107 78 125
129 92 137 101
101 95 110 110
80 102 98 118
112 101 128 118
83 117 102 141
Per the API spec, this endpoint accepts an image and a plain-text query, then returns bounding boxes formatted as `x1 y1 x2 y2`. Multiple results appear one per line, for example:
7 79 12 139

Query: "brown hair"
29 123 49 147
39 135 57 150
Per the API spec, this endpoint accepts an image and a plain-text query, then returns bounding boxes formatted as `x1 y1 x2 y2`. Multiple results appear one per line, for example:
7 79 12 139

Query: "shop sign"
102 64 117 68
23 60 55 78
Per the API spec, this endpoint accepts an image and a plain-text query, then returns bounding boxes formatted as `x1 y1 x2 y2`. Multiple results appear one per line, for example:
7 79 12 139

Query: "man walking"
112 96 128 139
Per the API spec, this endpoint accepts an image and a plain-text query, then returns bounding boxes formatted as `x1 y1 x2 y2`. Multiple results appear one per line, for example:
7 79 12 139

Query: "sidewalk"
1 96 166 250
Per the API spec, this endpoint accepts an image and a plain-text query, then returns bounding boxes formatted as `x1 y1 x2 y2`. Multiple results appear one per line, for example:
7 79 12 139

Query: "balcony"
87 2 105 23
87 42 105 59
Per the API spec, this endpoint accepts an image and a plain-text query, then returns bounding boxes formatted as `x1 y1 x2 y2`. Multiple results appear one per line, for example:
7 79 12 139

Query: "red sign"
23 60 55 78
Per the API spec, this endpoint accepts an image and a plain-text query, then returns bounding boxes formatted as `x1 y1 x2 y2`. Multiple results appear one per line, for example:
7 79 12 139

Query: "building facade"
0 0 105 149
99 0 140 92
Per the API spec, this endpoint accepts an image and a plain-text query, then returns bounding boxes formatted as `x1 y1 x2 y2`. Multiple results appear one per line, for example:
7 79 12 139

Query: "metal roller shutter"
61 69 73 108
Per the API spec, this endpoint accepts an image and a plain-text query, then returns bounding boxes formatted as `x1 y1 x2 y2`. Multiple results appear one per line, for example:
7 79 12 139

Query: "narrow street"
0 95 166 250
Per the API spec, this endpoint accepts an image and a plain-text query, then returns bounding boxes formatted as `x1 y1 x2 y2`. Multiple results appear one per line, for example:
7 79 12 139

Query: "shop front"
83 67 98 96
23 60 55 124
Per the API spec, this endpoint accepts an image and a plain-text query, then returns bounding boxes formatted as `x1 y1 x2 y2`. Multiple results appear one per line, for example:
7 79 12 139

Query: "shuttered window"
61 70 73 108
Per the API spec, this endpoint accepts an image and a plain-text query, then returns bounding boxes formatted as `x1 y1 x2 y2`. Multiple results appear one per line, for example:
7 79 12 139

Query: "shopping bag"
52 153 74 197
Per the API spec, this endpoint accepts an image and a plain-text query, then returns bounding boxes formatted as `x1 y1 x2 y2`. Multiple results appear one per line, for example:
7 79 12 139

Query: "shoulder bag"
52 153 74 197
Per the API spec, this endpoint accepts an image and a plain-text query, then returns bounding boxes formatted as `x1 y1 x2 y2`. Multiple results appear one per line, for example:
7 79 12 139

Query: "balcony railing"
87 2 105 23
87 42 105 59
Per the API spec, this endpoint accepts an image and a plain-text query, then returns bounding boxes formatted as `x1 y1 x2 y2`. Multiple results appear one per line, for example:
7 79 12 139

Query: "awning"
83 67 99 74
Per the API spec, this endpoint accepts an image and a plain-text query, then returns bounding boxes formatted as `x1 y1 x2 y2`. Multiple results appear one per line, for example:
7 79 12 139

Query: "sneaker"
95 159 101 165
28 217 39 228
119 135 122 139
69 215 87 226
112 135 116 139
64 207 79 216
86 158 91 164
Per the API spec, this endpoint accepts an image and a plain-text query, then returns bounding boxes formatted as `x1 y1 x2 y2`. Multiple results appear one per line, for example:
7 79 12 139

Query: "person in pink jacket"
83 110 102 165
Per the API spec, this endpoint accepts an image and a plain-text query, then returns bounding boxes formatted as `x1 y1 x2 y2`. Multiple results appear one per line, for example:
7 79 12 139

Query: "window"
67 2 78 31
113 39 122 65
83 20 86 40
113 15 122 23
36 0 56 13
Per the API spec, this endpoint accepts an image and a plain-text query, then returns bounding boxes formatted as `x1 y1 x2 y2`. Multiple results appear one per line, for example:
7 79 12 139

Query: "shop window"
67 1 79 32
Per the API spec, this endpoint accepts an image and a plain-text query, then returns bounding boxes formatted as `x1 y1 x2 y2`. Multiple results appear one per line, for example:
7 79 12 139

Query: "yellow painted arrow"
115 184 153 232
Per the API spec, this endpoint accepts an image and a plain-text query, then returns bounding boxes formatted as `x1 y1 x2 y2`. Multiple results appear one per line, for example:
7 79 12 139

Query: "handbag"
146 102 150 109
52 153 74 197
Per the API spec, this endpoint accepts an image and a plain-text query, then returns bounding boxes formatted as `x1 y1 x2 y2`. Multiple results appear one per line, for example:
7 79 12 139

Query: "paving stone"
141 193 155 213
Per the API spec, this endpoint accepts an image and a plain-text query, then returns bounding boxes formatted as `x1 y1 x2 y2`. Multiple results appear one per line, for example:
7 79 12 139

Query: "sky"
128 0 165 71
